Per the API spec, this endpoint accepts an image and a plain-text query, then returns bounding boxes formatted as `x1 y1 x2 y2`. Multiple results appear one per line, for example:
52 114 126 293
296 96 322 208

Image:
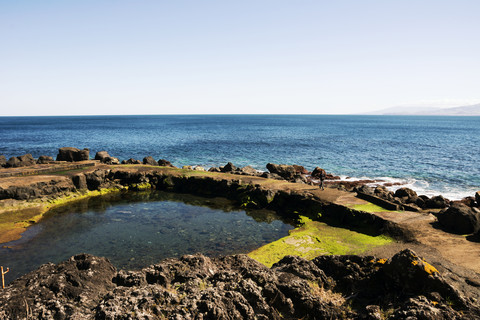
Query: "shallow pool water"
0 191 294 283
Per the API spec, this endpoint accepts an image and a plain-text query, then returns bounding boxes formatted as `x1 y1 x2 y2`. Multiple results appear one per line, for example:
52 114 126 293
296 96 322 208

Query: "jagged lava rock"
56 147 89 162
0 254 116 320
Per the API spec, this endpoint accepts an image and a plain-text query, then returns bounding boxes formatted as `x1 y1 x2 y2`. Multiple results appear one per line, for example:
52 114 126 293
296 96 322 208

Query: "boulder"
56 147 89 162
121 158 142 165
0 155 7 167
237 165 259 176
266 163 297 180
437 203 480 234
6 154 36 167
292 164 308 175
102 157 120 165
476 191 480 207
94 151 110 161
193 166 206 171
311 167 326 179
453 197 476 208
425 195 450 209
157 159 175 168
72 173 88 190
220 162 236 172
182 165 193 170
356 185 375 195
142 156 158 166
208 167 221 172
36 155 54 164
394 187 417 199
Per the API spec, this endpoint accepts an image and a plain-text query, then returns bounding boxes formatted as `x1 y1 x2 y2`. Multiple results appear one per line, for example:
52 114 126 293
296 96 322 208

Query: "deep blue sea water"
1 115 479 199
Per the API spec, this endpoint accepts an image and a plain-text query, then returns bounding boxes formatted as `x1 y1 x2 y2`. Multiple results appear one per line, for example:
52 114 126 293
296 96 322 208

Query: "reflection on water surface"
0 191 294 284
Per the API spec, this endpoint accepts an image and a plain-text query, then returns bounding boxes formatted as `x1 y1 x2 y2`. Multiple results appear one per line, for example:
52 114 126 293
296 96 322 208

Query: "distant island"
364 103 480 116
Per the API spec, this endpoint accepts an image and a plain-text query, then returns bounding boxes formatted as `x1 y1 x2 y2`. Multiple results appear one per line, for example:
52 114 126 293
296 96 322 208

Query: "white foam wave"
335 175 476 200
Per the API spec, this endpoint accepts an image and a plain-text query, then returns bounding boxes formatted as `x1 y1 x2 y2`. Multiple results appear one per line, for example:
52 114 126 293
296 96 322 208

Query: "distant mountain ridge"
365 103 480 116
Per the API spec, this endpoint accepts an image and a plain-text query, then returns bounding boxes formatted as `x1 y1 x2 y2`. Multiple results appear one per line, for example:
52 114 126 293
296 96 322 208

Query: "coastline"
1 158 480 318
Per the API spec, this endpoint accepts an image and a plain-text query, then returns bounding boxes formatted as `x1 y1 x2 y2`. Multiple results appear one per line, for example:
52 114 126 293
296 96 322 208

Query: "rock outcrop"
0 155 7 167
157 159 175 167
143 156 159 166
121 158 142 165
94 151 120 165
437 203 480 234
1 250 477 319
56 147 90 162
36 155 54 164
5 154 36 168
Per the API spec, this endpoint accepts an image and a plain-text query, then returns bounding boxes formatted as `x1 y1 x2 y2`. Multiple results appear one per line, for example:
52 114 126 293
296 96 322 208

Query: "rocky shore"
1 148 480 319
1 249 479 319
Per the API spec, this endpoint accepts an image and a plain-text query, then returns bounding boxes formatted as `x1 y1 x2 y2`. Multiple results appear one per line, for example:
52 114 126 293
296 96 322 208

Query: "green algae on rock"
248 216 393 267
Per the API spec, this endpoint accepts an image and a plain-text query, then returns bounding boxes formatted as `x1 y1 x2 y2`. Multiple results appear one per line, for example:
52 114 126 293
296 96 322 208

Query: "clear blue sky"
1 0 479 116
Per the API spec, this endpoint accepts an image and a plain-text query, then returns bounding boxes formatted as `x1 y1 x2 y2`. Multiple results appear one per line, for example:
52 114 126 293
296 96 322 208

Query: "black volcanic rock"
1 250 478 319
56 147 89 162
143 156 158 166
437 203 480 234
5 154 36 168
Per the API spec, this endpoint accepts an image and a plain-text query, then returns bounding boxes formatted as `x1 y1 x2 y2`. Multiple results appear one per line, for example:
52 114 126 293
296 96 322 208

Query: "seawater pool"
0 191 294 283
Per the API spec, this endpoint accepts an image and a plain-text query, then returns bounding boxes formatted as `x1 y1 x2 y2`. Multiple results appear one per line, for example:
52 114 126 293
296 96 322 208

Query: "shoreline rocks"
56 147 90 162
0 249 478 319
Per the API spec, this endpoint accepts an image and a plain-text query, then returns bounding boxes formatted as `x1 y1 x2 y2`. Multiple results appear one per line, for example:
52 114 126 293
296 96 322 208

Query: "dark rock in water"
157 159 175 168
36 155 54 164
143 156 158 166
6 154 36 168
0 155 6 167
56 147 89 162
425 195 450 209
121 158 142 165
0 250 477 319
476 191 480 207
0 254 116 320
437 203 480 234
221 162 236 172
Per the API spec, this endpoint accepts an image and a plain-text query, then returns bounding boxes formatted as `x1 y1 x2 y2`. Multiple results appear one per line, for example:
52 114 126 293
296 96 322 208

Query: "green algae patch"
248 216 393 268
349 203 399 213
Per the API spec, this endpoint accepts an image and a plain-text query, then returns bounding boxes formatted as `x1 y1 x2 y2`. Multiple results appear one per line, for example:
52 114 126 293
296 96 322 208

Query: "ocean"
1 114 479 200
